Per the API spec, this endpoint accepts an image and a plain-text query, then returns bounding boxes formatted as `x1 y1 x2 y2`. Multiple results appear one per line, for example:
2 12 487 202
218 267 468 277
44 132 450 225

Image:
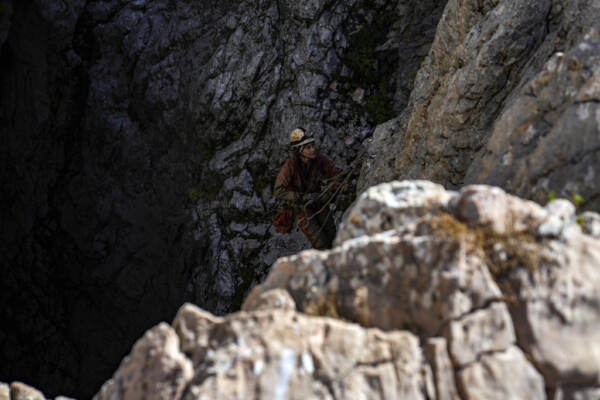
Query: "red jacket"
274 153 339 206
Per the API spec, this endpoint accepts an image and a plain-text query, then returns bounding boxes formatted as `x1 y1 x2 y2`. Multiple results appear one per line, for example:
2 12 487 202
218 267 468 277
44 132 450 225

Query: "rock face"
0 0 445 397
359 0 600 213
245 180 600 397
97 303 433 400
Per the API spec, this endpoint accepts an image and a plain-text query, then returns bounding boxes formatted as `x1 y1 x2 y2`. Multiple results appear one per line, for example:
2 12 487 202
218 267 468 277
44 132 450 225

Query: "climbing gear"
290 128 315 148
272 134 370 246
301 192 321 206
296 146 368 234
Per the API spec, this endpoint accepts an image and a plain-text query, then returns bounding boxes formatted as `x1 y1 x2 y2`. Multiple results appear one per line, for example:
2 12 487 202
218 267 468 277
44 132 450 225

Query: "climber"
273 128 340 250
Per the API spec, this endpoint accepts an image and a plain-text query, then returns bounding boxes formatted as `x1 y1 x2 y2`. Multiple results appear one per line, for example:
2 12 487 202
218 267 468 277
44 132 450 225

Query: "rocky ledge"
82 180 600 399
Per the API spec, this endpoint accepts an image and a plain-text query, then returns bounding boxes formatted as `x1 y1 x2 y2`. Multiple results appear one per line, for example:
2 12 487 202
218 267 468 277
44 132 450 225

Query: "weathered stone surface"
424 338 459 400
10 382 45 400
467 29 600 211
96 303 431 399
360 0 600 213
580 211 600 239
241 288 297 312
246 180 600 395
448 302 516 367
246 229 503 335
179 309 429 400
95 323 193 400
557 386 600 400
458 346 545 400
0 383 9 400
337 180 456 242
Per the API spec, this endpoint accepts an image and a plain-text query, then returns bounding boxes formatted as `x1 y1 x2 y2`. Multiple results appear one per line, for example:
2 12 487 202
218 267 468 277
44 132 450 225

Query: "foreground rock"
245 180 600 397
0 381 73 400
96 304 432 400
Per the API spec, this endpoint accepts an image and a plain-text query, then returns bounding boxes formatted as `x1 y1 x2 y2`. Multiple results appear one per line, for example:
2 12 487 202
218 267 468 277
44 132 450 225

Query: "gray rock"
10 382 46 400
241 288 297 312
0 383 9 400
360 0 600 215
9 0 600 397
458 346 546 400
557 386 600 400
448 302 516 367
539 199 577 237
424 338 459 400
94 323 193 400
580 211 600 239
247 180 600 395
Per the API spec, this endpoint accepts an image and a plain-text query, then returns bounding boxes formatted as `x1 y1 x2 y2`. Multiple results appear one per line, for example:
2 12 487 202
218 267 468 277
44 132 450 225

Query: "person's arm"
274 160 303 205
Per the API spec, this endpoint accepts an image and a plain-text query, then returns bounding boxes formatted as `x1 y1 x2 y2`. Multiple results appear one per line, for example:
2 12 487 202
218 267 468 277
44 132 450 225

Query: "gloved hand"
302 192 321 207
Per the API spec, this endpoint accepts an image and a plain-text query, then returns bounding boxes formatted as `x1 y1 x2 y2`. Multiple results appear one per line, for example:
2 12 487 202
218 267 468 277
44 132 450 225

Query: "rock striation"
359 0 600 213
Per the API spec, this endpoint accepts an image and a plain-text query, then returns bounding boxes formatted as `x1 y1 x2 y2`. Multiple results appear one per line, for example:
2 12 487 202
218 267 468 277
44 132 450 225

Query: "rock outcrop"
245 180 600 398
0 381 73 400
359 0 600 213
97 304 433 400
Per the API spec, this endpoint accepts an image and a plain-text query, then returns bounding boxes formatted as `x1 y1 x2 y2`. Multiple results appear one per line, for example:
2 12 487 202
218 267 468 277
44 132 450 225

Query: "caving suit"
274 152 339 249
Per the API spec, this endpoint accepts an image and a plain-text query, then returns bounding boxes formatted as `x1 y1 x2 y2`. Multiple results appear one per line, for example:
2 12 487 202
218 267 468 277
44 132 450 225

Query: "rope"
297 147 368 229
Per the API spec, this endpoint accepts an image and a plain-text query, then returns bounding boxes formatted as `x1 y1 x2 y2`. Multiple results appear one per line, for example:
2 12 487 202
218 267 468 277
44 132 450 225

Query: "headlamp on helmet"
290 128 315 148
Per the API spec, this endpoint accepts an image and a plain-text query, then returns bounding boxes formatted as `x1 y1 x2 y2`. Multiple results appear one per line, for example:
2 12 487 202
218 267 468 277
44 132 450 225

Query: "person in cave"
273 127 340 250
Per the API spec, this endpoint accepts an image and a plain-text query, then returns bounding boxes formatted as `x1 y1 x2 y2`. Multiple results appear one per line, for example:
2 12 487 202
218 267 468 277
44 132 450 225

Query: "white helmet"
289 128 315 148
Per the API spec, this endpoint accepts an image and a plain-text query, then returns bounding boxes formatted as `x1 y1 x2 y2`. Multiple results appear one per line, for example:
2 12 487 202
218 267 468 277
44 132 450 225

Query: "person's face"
301 142 316 159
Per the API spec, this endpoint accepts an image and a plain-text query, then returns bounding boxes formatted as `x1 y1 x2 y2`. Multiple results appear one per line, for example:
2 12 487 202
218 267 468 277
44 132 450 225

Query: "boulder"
95 323 193 400
246 180 600 395
96 303 432 400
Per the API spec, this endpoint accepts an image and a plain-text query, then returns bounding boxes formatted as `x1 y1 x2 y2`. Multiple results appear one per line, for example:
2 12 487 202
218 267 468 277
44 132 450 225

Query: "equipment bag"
273 207 293 233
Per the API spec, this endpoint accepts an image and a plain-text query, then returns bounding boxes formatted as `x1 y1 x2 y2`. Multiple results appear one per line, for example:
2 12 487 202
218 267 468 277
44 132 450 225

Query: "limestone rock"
0 383 9 400
337 180 456 242
467 29 600 211
424 338 459 400
458 346 545 400
448 302 516 367
580 211 600 239
241 288 297 312
97 303 431 399
95 323 193 400
360 0 600 213
247 180 600 394
9 382 45 400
